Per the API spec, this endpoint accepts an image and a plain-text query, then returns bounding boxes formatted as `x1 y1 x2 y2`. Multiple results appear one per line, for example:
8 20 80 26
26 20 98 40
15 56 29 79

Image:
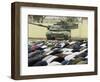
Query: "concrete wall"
71 18 88 40
28 24 48 39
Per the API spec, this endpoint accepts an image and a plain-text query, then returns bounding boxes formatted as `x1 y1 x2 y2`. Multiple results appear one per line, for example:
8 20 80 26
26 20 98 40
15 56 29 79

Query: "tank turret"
46 24 71 40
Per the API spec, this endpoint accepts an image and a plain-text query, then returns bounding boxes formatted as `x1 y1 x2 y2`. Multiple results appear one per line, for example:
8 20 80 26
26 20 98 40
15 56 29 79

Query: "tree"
32 15 46 23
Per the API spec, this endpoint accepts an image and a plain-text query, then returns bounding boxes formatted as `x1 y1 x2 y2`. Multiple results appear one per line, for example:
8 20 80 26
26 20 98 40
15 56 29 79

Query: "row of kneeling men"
28 40 88 66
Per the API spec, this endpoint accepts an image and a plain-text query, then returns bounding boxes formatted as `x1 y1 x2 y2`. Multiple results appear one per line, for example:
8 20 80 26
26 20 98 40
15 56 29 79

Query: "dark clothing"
33 61 48 66
51 57 64 63
28 50 44 58
66 42 81 50
74 50 87 58
28 55 46 66
63 42 70 48
68 57 86 65
55 53 69 58
49 48 62 55
28 45 32 53
61 60 69 65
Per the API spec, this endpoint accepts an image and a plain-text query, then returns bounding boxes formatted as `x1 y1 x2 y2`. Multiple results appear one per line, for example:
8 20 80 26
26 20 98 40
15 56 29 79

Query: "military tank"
46 24 71 40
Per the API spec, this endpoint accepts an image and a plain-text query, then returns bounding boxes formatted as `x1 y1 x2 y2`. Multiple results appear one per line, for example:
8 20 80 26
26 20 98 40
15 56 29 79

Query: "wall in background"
0 0 99 82
71 18 88 39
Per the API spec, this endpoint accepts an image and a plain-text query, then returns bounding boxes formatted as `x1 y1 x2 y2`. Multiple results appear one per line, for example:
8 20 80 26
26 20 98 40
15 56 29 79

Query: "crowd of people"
28 40 88 66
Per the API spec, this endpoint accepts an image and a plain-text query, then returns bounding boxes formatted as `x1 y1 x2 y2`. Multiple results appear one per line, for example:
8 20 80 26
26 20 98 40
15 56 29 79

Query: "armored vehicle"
46 24 71 40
